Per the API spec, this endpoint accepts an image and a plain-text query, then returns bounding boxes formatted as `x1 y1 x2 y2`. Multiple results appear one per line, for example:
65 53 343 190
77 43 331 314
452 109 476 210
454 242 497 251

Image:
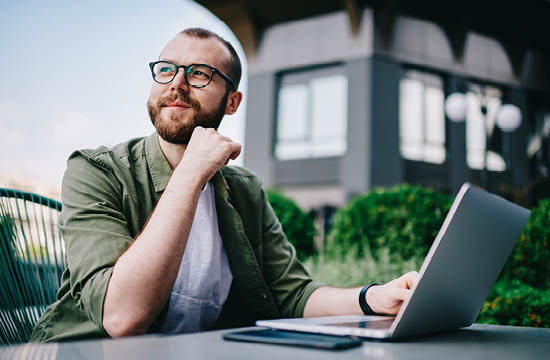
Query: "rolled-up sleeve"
59 152 134 334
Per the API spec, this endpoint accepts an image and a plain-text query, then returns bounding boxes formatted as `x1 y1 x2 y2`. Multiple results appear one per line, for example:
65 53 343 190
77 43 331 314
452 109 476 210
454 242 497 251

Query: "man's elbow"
102 311 150 338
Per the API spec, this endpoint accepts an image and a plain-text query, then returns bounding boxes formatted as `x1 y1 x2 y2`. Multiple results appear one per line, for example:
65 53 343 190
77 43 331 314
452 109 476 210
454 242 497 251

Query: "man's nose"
170 68 190 92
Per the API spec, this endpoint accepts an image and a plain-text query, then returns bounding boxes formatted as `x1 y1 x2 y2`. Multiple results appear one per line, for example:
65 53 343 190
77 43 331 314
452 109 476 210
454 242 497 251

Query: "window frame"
398 69 447 165
273 63 349 161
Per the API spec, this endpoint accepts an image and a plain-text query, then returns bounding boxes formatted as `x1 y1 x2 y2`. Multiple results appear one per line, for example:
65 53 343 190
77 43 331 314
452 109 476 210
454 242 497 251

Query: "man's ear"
224 91 243 115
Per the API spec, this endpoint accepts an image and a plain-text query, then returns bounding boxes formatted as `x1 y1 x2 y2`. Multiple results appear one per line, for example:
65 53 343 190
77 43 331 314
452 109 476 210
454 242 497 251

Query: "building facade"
198 0 550 210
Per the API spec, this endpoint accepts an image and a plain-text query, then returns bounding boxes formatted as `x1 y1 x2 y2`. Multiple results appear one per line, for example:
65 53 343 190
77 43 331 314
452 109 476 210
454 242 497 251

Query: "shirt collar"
145 132 173 193
145 132 231 198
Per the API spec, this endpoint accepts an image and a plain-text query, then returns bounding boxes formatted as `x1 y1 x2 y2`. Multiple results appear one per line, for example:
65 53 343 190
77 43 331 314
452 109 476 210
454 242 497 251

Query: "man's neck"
158 135 187 170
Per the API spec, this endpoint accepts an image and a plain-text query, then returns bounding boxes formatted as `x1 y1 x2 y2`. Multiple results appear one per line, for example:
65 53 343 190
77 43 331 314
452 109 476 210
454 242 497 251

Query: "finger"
393 287 412 301
229 143 242 160
223 143 242 165
395 271 417 289
404 271 419 289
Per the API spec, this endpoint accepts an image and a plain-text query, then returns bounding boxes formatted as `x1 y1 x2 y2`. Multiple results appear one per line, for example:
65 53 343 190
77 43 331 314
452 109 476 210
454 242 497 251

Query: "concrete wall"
369 56 403 188
243 72 276 188
244 9 376 207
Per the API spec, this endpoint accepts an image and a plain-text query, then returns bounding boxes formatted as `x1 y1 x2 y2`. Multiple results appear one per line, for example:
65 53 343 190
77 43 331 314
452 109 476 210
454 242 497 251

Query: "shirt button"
262 293 268 300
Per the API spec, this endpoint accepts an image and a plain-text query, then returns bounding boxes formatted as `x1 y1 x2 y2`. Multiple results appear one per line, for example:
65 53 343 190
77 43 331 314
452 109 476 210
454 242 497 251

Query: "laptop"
257 183 531 340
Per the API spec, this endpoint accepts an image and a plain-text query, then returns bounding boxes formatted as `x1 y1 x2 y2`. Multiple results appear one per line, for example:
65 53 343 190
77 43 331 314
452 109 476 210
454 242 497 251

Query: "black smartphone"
223 328 362 350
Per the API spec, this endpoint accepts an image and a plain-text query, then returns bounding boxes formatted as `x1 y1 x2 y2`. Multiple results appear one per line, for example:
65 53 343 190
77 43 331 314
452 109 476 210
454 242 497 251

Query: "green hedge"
502 199 550 289
267 184 550 327
477 278 550 328
266 189 316 260
326 184 453 261
318 184 550 328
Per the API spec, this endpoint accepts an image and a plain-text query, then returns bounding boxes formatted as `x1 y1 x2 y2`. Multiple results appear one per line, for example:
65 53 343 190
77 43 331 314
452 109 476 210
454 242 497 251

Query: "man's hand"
103 127 240 337
178 126 241 183
367 271 419 315
303 271 419 318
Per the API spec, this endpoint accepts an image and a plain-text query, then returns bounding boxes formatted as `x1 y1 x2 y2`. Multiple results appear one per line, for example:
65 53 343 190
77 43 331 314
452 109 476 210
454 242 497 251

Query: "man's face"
147 35 233 145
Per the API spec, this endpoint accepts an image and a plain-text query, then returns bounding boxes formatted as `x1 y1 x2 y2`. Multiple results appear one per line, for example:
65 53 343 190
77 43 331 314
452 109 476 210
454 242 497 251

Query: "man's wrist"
359 283 380 315
171 164 208 190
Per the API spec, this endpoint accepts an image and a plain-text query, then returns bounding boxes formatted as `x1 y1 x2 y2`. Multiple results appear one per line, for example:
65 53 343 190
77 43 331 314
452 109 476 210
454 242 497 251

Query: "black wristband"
359 283 379 316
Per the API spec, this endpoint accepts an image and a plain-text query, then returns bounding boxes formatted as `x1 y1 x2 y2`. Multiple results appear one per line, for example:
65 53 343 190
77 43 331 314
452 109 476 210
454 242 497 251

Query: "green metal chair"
0 188 65 345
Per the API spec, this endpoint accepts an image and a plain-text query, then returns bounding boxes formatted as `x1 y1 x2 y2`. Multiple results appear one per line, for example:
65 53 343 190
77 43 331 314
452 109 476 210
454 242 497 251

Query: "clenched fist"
177 127 241 184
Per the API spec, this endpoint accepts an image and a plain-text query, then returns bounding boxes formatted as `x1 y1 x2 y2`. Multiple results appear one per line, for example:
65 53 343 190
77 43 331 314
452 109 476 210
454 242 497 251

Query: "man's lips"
163 100 191 108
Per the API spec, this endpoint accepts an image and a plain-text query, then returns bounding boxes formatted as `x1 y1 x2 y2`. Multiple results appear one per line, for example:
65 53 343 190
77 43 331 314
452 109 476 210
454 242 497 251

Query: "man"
31 28 418 342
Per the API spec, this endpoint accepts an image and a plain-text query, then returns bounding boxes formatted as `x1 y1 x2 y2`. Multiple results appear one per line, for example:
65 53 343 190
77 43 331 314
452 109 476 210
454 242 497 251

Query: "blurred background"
1 0 549 329
2 0 549 210
198 0 550 211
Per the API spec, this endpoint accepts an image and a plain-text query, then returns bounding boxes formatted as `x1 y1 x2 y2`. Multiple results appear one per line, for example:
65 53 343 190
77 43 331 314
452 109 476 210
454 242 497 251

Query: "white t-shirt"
160 182 233 333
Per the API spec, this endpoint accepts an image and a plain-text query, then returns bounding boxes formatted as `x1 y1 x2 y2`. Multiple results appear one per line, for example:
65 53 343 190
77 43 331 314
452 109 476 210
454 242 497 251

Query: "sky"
0 0 247 192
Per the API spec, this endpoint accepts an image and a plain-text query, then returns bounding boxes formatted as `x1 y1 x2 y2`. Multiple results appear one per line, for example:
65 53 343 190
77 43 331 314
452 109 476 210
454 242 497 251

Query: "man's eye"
159 67 174 74
191 70 208 77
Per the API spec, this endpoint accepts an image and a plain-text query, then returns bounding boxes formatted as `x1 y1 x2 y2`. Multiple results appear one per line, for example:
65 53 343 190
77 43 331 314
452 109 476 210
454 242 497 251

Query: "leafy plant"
326 184 453 261
477 278 550 328
502 199 550 288
280 183 550 327
266 189 317 260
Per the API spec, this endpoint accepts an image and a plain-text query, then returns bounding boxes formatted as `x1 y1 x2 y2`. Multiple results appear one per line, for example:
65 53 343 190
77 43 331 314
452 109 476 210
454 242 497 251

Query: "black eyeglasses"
149 61 236 90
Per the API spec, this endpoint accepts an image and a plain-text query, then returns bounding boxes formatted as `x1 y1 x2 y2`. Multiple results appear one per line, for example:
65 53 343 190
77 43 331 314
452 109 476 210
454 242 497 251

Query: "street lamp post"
445 88 523 190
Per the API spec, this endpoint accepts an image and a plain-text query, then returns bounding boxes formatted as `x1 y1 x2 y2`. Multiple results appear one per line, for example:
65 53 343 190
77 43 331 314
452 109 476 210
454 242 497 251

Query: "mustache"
158 92 200 110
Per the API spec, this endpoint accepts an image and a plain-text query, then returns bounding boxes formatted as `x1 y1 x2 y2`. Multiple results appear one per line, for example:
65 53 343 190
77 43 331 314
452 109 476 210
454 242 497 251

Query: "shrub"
502 199 550 288
477 278 550 328
326 184 453 261
266 189 317 260
312 184 549 328
305 252 550 328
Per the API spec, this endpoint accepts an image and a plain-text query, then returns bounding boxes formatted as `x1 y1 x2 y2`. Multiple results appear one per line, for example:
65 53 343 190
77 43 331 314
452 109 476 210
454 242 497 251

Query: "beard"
147 90 229 145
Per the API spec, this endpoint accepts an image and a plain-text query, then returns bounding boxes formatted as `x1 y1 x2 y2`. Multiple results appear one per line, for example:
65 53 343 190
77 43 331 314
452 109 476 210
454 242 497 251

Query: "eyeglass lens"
152 62 213 86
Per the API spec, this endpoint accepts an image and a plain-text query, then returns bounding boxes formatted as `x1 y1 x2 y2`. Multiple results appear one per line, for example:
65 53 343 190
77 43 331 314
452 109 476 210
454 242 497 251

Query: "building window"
399 70 446 164
465 86 506 171
275 66 348 161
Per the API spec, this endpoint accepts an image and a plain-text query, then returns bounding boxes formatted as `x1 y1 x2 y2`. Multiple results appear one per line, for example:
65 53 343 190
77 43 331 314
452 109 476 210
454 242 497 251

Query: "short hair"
179 27 242 90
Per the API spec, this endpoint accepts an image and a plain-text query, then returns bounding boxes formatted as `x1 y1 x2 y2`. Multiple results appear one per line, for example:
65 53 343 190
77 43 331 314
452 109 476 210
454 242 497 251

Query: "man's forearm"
303 272 419 318
102 166 204 337
102 126 242 338
303 286 363 318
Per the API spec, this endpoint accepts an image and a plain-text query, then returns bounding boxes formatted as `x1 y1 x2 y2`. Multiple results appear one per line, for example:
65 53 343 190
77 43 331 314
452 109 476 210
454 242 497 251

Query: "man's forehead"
159 34 230 69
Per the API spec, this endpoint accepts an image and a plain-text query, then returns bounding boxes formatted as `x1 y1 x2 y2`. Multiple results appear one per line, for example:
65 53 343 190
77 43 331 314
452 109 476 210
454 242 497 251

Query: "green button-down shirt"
30 133 322 342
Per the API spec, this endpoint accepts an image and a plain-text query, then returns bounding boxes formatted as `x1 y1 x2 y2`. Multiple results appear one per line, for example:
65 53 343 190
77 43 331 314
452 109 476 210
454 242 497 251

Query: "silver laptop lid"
390 183 530 338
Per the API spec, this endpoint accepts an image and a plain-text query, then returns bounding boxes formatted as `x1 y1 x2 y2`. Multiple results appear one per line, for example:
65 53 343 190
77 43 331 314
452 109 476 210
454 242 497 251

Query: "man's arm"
102 127 241 337
303 271 419 317
256 187 418 319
